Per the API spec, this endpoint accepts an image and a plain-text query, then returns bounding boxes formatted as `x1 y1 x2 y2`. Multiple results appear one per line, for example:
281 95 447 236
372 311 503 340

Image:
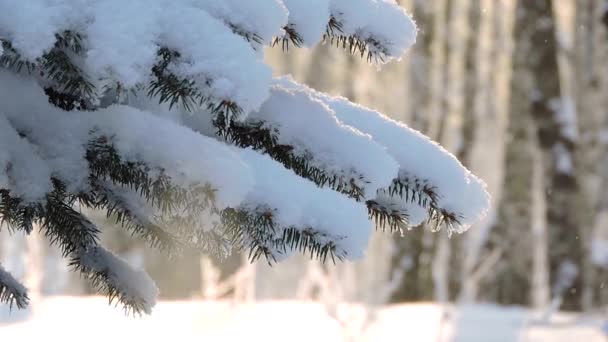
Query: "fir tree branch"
387 177 463 231
228 23 264 47
148 47 244 126
213 117 463 233
0 189 36 234
41 180 100 257
324 16 388 63
366 199 409 232
69 246 157 315
77 181 182 253
148 48 207 111
1 32 95 102
0 264 29 309
214 118 366 200
220 208 344 264
272 24 304 51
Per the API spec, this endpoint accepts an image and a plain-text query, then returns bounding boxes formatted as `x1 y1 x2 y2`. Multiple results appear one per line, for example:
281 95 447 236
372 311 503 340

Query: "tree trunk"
512 0 584 311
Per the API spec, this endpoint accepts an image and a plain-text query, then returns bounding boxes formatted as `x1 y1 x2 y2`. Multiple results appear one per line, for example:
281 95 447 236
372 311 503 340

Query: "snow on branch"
326 0 417 63
71 246 158 315
233 148 373 260
275 77 490 233
245 86 399 198
280 0 332 47
0 264 29 309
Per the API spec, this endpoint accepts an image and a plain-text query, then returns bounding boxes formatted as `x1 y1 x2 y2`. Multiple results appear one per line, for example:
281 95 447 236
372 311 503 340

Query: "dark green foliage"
273 24 304 51
0 268 29 309
324 16 388 63
230 23 264 47
69 247 153 315
220 208 343 264
1 31 95 102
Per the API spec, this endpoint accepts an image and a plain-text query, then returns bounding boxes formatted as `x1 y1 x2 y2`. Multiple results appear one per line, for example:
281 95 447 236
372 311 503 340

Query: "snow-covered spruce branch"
1 32 95 106
1 184 155 314
70 246 158 315
221 208 344 263
0 264 29 309
215 104 459 232
0 0 489 313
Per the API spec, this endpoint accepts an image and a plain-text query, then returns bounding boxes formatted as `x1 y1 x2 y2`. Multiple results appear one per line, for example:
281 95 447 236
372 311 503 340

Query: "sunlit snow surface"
1 298 605 341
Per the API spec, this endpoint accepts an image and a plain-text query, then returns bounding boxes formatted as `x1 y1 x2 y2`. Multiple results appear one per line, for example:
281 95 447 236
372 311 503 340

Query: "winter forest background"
2 0 608 340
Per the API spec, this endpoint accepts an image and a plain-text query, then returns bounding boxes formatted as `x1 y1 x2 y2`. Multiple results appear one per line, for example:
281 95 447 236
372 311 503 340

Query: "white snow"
0 0 75 60
237 148 372 259
330 0 417 61
85 0 163 88
193 0 288 45
152 3 273 113
1 298 605 342
282 0 331 46
250 85 399 197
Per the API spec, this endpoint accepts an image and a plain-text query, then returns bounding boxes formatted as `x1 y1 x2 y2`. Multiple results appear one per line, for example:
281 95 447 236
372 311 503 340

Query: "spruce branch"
85 135 228 253
0 189 36 234
229 23 264 47
272 24 304 51
78 181 182 253
0 265 29 309
148 48 244 123
387 177 463 231
1 32 95 102
214 118 366 200
41 180 100 257
220 208 344 264
148 48 207 111
213 117 464 233
324 16 388 63
70 246 157 315
366 199 409 232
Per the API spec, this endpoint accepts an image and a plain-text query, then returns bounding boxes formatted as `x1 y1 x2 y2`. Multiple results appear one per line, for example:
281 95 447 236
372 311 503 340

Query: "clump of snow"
0 0 74 60
282 0 331 46
276 76 490 230
250 85 399 197
85 0 163 87
146 3 274 113
76 246 158 314
194 0 288 44
0 115 54 203
330 0 417 61
237 148 372 259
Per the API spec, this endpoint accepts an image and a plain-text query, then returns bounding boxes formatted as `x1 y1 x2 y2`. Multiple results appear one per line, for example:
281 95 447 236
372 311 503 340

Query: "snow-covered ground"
1 297 605 341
